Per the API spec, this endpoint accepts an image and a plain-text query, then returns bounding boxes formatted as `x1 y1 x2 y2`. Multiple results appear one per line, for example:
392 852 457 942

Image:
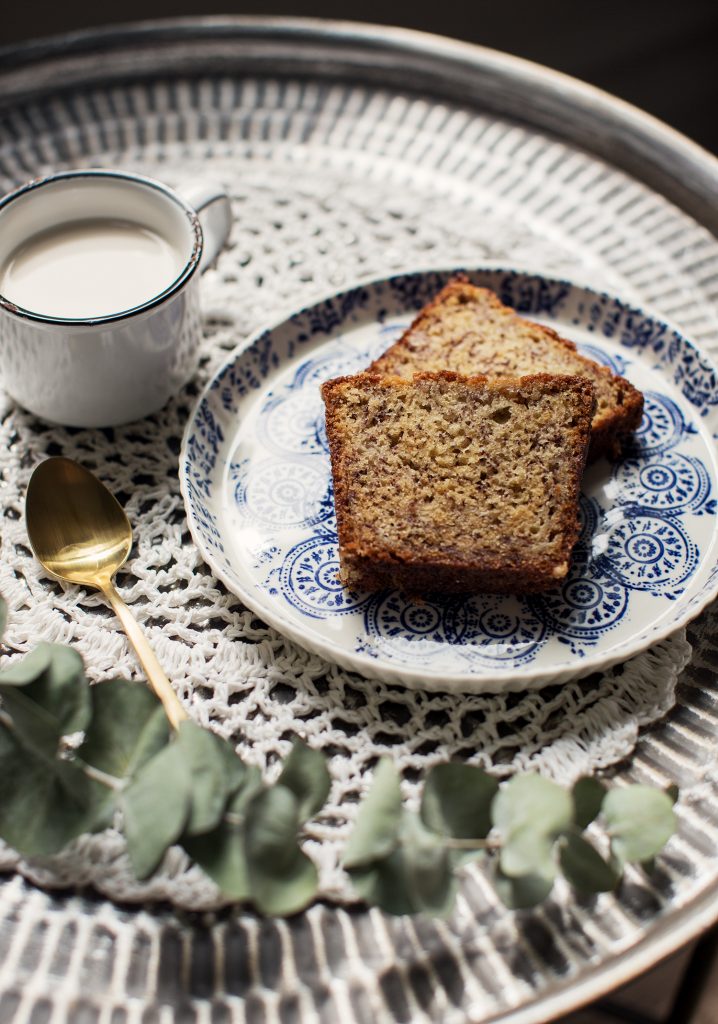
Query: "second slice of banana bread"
321 370 595 595
369 277 643 461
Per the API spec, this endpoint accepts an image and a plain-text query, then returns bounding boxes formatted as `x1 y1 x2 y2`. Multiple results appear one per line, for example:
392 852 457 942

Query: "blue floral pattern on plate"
180 267 718 691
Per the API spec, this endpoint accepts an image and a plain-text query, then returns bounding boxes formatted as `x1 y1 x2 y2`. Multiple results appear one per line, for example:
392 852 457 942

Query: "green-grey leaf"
183 823 250 900
213 736 250 798
343 759 402 870
421 762 498 840
0 726 112 856
0 644 52 686
0 594 6 640
0 644 90 736
494 865 554 910
227 765 264 817
493 775 571 881
182 756 260 898
24 645 89 735
603 786 677 865
559 833 619 893
245 786 318 915
348 858 416 917
500 826 557 880
252 845 318 916
121 739 192 879
244 784 300 871
492 774 573 842
347 811 456 917
277 740 331 824
78 679 169 779
398 811 456 915
0 687 62 757
126 708 173 778
572 777 606 830
176 721 233 836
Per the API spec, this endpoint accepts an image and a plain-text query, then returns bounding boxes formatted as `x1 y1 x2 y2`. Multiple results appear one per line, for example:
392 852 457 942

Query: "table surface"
1 18 718 1024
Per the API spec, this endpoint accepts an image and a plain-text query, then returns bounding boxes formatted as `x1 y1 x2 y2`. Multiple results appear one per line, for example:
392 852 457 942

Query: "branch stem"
444 836 501 851
80 762 124 791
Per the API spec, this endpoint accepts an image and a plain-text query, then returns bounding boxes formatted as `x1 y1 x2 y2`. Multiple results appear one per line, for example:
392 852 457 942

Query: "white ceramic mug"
0 169 232 427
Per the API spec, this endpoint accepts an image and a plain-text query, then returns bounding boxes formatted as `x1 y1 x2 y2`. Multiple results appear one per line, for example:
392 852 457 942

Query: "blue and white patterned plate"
180 268 718 692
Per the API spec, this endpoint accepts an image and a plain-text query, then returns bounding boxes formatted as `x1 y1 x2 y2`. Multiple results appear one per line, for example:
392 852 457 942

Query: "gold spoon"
25 457 188 731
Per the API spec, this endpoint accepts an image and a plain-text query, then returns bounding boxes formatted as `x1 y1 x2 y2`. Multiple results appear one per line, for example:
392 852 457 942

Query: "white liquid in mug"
0 218 185 319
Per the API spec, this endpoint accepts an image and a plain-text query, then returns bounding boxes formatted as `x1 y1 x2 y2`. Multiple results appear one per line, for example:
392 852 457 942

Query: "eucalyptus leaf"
0 727 112 856
227 765 264 817
347 810 456 917
126 709 173 778
397 811 456 915
494 866 554 910
78 679 169 779
558 833 619 894
0 644 90 736
183 822 250 900
252 845 318 917
277 740 331 824
0 594 6 640
121 739 192 879
347 857 417 917
23 645 90 735
492 774 573 842
493 775 572 879
572 777 606 831
176 721 234 836
421 763 498 840
0 688 62 757
244 785 318 915
500 826 557 880
603 786 677 865
213 736 250 798
0 644 52 686
243 784 300 871
343 759 402 870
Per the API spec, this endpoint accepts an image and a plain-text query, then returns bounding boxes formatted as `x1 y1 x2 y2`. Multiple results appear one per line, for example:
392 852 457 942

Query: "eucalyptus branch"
0 594 679 918
443 836 501 851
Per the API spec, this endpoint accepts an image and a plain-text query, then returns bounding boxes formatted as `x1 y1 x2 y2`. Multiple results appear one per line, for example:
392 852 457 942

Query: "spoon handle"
100 581 188 731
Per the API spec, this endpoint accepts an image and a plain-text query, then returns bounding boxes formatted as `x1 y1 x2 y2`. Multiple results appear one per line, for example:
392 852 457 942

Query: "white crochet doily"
0 110 705 910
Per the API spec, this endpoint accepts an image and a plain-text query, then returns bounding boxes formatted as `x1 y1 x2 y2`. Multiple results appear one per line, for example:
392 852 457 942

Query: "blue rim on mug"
0 168 204 327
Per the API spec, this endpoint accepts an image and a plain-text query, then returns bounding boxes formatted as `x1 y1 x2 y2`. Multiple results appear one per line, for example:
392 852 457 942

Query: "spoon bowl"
26 457 132 585
26 457 187 729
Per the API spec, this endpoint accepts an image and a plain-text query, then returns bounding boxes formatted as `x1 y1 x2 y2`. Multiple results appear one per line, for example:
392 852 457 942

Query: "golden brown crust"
321 370 595 595
368 276 643 462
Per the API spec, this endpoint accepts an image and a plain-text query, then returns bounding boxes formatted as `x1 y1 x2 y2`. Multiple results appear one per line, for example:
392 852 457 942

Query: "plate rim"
180 262 718 692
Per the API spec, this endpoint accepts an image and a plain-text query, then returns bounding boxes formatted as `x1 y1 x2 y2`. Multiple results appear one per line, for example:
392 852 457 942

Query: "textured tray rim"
493 868 718 1024
0 16 717 237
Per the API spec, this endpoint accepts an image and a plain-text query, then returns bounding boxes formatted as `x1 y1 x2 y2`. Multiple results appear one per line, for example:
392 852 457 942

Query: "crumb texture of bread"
368 278 643 460
321 371 595 595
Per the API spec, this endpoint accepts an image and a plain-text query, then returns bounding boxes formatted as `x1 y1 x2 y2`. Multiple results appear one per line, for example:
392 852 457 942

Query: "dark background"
2 1 718 155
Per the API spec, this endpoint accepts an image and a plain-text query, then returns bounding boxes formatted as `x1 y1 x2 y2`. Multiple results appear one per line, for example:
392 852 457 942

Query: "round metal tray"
1 18 718 1024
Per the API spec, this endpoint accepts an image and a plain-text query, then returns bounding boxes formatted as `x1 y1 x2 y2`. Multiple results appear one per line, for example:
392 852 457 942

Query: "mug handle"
180 182 233 273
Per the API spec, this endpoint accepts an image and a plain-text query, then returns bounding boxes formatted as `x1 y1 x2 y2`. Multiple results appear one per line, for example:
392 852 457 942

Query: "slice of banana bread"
321 370 595 595
369 277 643 461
